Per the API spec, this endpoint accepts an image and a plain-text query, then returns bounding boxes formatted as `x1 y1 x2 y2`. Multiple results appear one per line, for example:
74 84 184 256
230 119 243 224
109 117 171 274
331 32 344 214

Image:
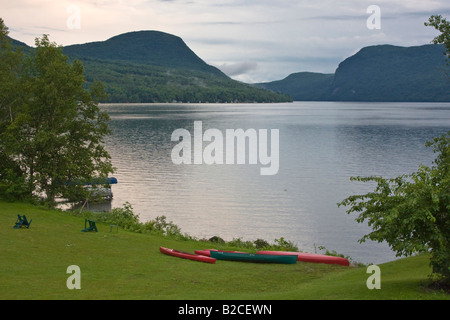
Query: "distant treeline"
81 58 293 103
10 30 292 104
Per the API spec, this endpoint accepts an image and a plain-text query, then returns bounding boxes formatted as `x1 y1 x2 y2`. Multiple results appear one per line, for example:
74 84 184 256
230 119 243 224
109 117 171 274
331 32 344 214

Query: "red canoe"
256 251 350 266
160 247 216 264
194 249 246 257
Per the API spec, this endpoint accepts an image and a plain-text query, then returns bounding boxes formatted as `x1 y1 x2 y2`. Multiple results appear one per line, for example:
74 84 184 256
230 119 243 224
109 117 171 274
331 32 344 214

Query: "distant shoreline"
98 100 450 106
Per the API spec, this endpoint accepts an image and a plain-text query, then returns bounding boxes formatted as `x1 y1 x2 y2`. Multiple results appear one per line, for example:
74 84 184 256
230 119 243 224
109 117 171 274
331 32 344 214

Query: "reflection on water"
69 200 112 213
99 102 450 264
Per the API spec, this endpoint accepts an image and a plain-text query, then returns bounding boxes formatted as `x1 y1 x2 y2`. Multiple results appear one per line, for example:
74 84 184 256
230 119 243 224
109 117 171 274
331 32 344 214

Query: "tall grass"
73 201 300 252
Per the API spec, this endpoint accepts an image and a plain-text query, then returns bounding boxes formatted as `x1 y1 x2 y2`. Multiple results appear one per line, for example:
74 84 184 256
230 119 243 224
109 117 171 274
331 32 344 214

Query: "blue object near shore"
13 215 32 229
64 177 118 186
82 219 98 232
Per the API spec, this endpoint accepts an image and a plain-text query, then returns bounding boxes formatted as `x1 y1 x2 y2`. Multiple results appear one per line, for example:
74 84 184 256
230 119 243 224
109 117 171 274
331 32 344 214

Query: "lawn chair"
81 219 98 232
14 215 32 229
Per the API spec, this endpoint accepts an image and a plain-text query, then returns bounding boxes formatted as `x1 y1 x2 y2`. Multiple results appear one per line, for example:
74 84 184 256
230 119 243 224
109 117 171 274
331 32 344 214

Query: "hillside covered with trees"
257 44 450 102
9 30 292 104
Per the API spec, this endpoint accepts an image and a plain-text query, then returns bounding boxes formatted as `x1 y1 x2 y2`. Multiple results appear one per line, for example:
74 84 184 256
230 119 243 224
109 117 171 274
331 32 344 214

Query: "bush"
269 237 299 252
76 203 301 255
338 131 450 283
253 238 270 249
226 237 298 251
80 202 192 240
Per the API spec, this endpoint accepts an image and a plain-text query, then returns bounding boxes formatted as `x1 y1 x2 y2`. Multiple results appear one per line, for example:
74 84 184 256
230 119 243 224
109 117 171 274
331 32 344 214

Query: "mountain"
254 72 334 101
10 31 449 102
62 31 225 76
257 44 450 102
330 44 450 101
9 31 292 103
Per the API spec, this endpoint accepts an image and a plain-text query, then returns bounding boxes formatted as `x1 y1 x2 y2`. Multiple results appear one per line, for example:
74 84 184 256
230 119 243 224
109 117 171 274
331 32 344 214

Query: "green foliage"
338 131 450 283
58 30 292 103
270 237 299 251
76 57 292 103
253 238 270 249
80 202 300 250
84 202 193 240
8 29 292 103
226 237 256 249
226 236 298 251
0 20 114 205
0 167 29 202
0 19 29 201
425 15 450 63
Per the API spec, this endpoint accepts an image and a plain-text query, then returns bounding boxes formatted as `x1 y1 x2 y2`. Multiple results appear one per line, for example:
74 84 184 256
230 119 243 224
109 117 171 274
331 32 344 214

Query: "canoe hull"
210 250 297 264
257 250 350 266
194 249 245 257
159 247 216 264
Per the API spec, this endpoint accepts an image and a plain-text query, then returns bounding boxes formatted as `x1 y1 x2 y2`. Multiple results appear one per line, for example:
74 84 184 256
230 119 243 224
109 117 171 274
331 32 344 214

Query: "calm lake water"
97 102 450 264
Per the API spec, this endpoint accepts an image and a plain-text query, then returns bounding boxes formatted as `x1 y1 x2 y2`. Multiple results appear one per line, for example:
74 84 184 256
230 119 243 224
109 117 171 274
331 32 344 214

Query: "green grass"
0 201 448 300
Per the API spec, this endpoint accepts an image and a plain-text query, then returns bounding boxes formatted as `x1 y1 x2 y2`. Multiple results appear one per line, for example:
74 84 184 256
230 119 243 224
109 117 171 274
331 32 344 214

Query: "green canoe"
210 250 297 264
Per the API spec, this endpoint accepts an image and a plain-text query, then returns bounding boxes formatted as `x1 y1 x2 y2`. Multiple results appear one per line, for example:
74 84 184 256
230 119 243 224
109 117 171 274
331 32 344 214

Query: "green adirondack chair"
82 219 98 232
14 215 32 229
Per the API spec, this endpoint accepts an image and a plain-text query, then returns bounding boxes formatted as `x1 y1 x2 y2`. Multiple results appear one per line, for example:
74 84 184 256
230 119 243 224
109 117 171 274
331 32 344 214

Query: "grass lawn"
0 200 449 300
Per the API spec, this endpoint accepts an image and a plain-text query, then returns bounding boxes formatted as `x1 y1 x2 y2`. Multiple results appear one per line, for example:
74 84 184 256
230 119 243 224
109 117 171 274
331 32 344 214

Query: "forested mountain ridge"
9 31 449 103
257 44 450 102
62 31 226 76
254 72 334 101
8 31 292 103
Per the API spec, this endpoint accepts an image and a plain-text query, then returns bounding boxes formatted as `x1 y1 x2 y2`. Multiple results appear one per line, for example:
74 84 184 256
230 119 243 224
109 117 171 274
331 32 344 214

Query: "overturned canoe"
159 247 216 264
210 250 297 264
256 250 350 266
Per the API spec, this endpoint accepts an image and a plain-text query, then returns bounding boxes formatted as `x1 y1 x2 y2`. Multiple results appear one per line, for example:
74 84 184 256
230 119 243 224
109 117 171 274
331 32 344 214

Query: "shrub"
338 131 450 283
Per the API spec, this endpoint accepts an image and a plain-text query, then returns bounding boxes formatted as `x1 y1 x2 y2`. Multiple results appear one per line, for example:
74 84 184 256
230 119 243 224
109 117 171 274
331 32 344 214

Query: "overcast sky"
2 0 450 83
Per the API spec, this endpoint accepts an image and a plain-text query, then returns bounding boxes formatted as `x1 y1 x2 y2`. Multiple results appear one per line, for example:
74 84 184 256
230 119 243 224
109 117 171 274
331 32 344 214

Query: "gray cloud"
218 61 258 77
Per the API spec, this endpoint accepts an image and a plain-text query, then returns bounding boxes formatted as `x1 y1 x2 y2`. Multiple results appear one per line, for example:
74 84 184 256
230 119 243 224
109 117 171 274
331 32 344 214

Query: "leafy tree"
338 132 450 283
425 15 450 63
0 21 114 206
339 14 450 286
0 18 29 200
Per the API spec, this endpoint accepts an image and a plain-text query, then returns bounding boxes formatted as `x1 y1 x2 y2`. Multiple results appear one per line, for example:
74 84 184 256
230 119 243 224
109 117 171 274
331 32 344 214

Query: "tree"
0 21 114 206
338 14 450 286
338 132 450 283
0 18 29 200
425 15 450 63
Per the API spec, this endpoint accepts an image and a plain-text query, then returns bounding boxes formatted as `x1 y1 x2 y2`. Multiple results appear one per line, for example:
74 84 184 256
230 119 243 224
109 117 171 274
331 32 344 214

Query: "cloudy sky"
2 0 450 83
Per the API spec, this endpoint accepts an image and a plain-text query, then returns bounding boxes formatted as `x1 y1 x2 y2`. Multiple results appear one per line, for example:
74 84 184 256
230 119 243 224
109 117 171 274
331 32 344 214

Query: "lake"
97 101 450 264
